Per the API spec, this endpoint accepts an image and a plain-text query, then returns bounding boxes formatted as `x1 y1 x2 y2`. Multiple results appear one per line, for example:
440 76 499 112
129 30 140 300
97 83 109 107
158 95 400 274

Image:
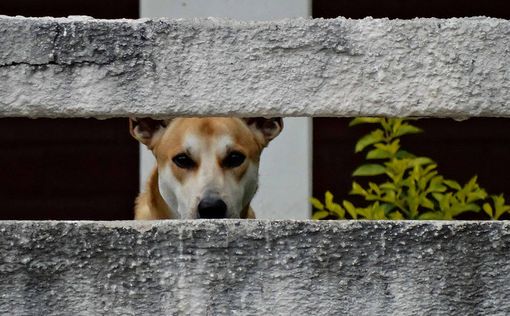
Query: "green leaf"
353 164 386 177
389 211 404 220
325 191 334 209
444 180 462 191
422 165 438 178
418 212 445 220
449 203 480 218
380 182 397 191
323 191 345 218
381 191 396 203
420 195 435 210
492 195 510 220
342 200 358 219
495 205 510 220
366 194 381 201
312 210 330 220
374 140 400 155
427 177 447 193
391 119 402 134
356 208 370 219
368 182 382 196
310 197 324 210
428 184 447 193
366 148 393 160
464 203 481 213
355 129 385 153
438 193 452 212
364 202 387 220
380 119 391 132
410 157 434 167
350 182 368 196
373 208 386 220
329 203 346 219
483 203 493 218
395 150 415 159
432 193 444 203
349 117 382 127
380 203 396 214
394 124 423 137
466 190 488 203
465 176 479 191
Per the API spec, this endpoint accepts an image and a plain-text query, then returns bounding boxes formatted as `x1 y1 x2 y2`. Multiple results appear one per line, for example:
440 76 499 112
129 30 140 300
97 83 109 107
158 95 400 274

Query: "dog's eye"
172 153 196 169
223 151 246 168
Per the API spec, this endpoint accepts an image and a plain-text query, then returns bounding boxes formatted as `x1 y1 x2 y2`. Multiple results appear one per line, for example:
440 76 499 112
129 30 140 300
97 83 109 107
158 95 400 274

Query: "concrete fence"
1 220 509 315
1 15 509 118
1 15 510 315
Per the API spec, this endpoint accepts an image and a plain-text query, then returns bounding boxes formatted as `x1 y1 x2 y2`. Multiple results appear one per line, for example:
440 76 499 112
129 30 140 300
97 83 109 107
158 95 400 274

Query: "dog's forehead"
156 118 261 159
173 118 241 134
182 133 233 153
175 118 250 141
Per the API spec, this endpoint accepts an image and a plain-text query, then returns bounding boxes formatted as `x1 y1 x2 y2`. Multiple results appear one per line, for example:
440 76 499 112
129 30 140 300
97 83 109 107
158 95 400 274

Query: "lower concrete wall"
0 220 509 315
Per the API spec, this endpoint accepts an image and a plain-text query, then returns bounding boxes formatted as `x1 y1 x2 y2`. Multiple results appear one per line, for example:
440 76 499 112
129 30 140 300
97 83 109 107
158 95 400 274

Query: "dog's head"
130 117 283 219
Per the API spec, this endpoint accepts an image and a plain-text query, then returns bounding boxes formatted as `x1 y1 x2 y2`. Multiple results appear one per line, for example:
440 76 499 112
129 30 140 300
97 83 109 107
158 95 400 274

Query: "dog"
130 117 283 219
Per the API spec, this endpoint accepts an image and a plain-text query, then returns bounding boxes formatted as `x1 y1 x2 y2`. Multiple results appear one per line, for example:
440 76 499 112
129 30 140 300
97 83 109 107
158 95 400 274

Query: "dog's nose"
197 197 227 219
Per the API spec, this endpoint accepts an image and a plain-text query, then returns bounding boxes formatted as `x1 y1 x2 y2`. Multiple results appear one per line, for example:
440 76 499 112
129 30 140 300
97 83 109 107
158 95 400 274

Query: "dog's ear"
129 118 168 148
243 117 283 146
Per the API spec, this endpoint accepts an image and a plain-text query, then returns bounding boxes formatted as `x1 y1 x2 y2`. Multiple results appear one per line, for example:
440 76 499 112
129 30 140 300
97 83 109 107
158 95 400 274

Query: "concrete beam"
0 16 509 118
0 220 509 315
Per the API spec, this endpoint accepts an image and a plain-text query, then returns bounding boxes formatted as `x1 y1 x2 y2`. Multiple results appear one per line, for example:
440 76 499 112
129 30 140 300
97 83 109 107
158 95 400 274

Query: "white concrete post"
140 0 312 219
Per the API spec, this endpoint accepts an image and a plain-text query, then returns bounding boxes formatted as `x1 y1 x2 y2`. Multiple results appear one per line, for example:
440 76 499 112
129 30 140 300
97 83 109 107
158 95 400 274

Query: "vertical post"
139 0 312 219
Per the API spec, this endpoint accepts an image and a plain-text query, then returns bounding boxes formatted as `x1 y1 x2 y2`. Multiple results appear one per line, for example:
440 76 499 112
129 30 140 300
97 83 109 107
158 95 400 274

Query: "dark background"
313 0 510 19
312 1 510 219
1 1 509 219
0 1 139 219
0 0 138 19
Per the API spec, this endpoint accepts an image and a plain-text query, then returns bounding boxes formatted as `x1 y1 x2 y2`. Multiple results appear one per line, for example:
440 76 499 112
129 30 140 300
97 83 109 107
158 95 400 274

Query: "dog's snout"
198 197 227 219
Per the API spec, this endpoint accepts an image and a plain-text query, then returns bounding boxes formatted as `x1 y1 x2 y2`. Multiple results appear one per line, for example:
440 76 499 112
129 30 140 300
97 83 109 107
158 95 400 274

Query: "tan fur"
131 117 282 220
134 168 175 219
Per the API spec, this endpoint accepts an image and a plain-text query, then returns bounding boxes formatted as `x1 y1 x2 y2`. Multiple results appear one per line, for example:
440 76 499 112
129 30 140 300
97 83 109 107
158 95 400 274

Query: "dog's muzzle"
197 197 227 219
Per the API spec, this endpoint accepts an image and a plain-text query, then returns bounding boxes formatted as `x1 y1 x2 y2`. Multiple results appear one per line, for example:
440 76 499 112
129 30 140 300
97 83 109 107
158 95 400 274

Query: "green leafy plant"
311 118 510 220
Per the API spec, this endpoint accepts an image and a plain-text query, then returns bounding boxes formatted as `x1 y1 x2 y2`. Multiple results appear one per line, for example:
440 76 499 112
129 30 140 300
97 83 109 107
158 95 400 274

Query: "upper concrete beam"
0 220 509 315
0 16 509 118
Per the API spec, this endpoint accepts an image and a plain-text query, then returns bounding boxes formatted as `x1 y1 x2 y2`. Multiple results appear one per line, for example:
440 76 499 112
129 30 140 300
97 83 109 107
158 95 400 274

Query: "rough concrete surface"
0 220 509 315
0 16 509 118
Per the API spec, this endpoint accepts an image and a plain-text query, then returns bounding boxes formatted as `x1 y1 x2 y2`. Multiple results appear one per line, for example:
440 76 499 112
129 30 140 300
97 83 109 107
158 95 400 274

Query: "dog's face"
130 117 283 219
